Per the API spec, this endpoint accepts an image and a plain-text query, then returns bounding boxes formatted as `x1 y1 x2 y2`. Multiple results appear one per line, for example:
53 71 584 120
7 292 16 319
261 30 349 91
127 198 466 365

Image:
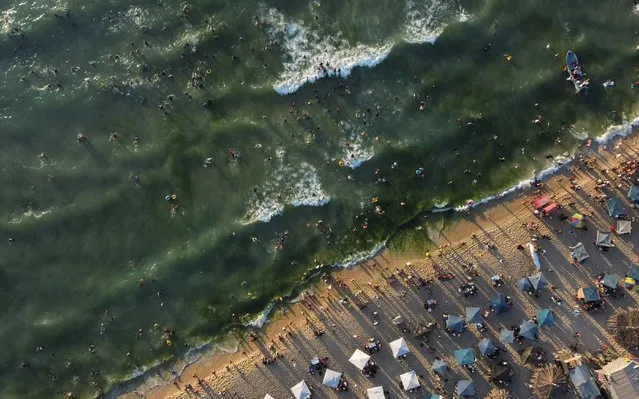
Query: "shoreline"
115 115 639 399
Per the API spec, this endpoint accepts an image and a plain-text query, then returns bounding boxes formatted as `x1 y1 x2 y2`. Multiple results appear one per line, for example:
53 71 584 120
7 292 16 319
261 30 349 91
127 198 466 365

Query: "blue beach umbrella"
499 329 515 344
477 338 497 357
489 294 511 314
516 277 532 291
446 315 466 333
601 273 621 289
537 308 554 327
528 272 548 290
456 380 476 397
432 359 448 376
519 320 538 341
454 348 475 366
465 307 482 324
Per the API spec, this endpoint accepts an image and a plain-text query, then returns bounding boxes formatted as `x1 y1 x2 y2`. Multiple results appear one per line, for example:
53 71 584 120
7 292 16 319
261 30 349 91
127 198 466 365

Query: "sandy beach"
121 131 639 399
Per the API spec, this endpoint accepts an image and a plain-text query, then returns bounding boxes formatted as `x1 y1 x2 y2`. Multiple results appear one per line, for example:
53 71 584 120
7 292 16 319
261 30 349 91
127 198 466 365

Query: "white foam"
595 115 639 144
336 242 386 268
246 303 275 328
403 0 451 44
0 8 15 35
338 121 375 168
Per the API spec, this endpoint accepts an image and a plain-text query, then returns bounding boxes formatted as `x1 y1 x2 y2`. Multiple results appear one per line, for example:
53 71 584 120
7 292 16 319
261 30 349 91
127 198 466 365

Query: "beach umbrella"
322 369 342 389
516 277 533 292
465 307 482 324
499 329 515 344
570 213 586 228
577 286 601 303
389 337 410 358
519 320 538 341
606 197 625 217
570 242 589 262
264 395 275 399
445 315 466 333
454 348 476 365
455 380 476 397
348 349 370 370
486 389 510 399
528 272 547 290
530 364 566 399
601 272 621 289
537 308 554 327
489 294 511 314
490 362 513 383
291 380 311 399
518 346 542 364
596 231 613 247
623 276 636 291
628 184 639 203
478 338 497 357
608 308 639 348
432 358 448 376
367 386 386 399
617 220 632 235
400 370 420 391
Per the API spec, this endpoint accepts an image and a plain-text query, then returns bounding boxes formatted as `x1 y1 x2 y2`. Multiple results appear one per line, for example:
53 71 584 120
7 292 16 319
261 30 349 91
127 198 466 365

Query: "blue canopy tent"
432 359 447 376
516 277 533 291
465 307 482 324
601 272 621 289
455 380 476 397
519 320 538 340
606 197 626 218
489 294 511 314
628 185 639 203
537 308 554 327
454 348 476 366
578 286 601 303
499 329 515 344
569 365 602 399
478 338 497 357
528 272 548 290
445 315 466 333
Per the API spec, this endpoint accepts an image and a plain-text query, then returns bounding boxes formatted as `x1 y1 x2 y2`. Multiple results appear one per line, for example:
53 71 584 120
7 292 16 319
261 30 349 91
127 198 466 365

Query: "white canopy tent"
291 380 311 399
367 386 386 399
349 349 371 370
617 220 632 235
570 242 590 262
389 337 410 358
322 369 342 388
400 370 420 391
596 231 613 247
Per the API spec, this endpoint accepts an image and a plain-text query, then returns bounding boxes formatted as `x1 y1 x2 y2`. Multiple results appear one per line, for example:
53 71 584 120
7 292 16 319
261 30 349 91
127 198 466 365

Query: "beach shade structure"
291 380 311 399
519 320 538 341
530 364 567 399
601 272 621 289
516 277 533 292
454 348 476 366
569 364 601 399
606 197 626 218
577 286 601 303
322 369 342 389
596 231 613 248
348 349 371 370
608 308 639 348
489 294 511 314
455 380 476 397
528 272 548 290
432 358 448 376
499 329 515 344
628 184 639 203
465 307 482 324
486 389 510 399
366 386 386 399
478 338 497 357
537 308 554 327
617 220 632 235
389 337 410 358
445 315 466 333
570 213 586 229
570 242 590 262
400 370 420 391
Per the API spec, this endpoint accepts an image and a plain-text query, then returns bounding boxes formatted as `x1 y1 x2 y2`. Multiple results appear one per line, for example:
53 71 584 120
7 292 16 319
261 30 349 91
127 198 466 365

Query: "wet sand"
123 133 639 398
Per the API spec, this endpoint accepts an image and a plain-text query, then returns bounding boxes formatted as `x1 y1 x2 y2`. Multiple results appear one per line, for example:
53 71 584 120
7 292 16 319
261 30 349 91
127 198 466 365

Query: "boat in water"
566 50 590 93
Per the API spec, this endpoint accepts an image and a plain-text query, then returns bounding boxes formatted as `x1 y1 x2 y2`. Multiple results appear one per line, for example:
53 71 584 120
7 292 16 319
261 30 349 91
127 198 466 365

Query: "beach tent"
489 294 511 314
607 197 626 218
578 286 601 303
627 264 639 280
569 365 602 399
598 358 639 399
348 349 371 370
628 185 639 203
617 220 632 235
389 337 410 358
499 329 515 344
465 307 482 324
516 277 533 292
537 308 554 327
519 320 538 341
456 380 476 397
322 369 342 389
445 315 466 333
601 273 621 289
291 380 311 399
367 386 386 399
570 213 586 229
400 370 420 391
571 242 590 262
596 231 613 247
528 272 548 291
454 348 476 365
478 338 497 357
432 359 448 376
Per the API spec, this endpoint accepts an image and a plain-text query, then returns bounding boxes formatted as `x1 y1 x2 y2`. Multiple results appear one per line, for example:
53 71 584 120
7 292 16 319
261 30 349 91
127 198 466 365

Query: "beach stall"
499 329 515 344
537 308 554 327
596 357 639 399
569 365 602 399
577 286 603 310
478 338 498 357
617 220 632 235
489 294 512 314
570 213 586 229
465 307 482 324
348 349 371 370
571 243 590 263
445 315 466 334
628 184 639 203
432 359 448 376
366 386 385 399
456 380 476 397
596 231 613 248
519 320 538 341
389 337 410 358
400 370 420 392
606 197 626 218
291 380 311 399
322 369 343 389
598 272 621 297
454 348 476 366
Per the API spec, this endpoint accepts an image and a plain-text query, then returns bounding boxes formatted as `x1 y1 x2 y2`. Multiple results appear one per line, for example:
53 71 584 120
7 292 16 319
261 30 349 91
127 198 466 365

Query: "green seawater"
0 0 637 397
